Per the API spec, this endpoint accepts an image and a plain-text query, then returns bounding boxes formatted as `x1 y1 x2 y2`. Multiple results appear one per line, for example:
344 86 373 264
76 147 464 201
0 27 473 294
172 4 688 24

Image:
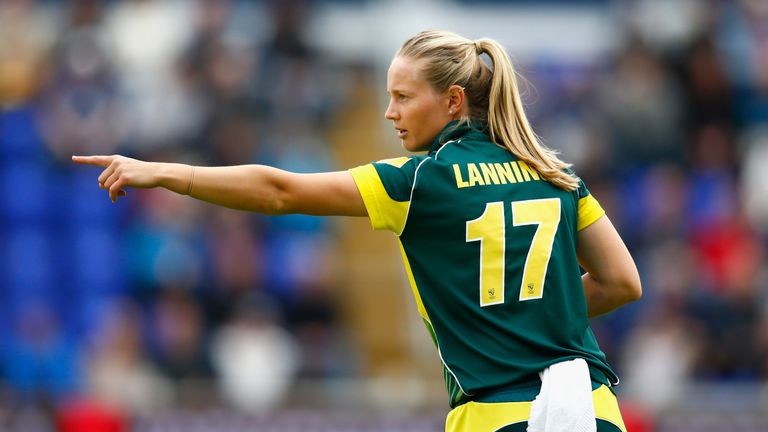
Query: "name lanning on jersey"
452 161 541 189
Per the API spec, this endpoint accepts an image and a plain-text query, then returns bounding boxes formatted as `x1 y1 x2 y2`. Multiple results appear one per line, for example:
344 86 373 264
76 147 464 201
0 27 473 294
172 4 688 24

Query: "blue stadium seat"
0 107 46 158
70 226 124 294
66 169 123 228
3 227 55 302
0 161 53 225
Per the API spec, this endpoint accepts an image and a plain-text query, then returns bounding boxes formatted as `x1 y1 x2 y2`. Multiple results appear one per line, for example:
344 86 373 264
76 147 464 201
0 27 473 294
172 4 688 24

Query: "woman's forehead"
387 56 427 91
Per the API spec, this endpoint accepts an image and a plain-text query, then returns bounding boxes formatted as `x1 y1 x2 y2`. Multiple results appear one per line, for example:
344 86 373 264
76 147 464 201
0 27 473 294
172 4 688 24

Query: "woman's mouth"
396 128 408 139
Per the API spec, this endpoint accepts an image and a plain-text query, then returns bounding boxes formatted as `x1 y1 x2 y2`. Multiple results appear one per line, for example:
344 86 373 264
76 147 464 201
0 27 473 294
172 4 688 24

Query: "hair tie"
474 40 482 54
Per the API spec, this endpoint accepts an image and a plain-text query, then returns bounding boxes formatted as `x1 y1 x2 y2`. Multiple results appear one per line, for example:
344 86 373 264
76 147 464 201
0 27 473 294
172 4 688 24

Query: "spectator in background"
38 0 120 162
85 300 172 416
179 0 258 157
104 0 199 149
211 294 297 414
685 123 738 229
740 126 768 234
149 289 212 388
205 207 266 325
620 303 699 413
1 302 80 406
123 188 207 302
598 37 685 172
678 34 734 128
289 291 359 380
716 0 768 125
254 0 343 124
0 0 54 108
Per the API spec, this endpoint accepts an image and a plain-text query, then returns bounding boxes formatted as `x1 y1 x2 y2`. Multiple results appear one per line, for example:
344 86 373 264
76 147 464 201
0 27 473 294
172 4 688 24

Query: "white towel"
527 358 596 432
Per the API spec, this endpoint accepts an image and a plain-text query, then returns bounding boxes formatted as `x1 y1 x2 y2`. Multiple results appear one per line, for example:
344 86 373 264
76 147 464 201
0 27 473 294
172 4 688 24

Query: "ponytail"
399 31 578 191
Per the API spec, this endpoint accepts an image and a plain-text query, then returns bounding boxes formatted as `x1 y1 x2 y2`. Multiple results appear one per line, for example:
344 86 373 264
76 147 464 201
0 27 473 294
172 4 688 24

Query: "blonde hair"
397 30 578 191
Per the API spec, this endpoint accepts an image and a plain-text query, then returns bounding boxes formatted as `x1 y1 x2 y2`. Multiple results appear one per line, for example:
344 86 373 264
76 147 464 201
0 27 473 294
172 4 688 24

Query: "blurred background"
1 0 767 430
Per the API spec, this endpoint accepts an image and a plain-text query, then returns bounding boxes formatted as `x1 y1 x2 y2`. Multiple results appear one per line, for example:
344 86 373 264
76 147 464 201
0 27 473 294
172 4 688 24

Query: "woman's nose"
385 102 398 120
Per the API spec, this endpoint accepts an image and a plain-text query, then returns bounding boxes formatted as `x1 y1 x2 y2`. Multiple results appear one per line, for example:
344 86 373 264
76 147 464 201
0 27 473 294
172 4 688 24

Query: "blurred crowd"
0 0 767 430
560 0 768 416
1 0 353 427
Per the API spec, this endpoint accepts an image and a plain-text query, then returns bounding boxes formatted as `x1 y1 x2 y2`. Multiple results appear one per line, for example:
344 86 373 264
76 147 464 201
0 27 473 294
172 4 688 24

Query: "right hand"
72 155 158 202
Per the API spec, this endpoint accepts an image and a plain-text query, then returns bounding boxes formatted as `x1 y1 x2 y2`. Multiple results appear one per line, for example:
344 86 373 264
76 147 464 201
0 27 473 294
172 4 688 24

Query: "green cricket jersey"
350 121 619 408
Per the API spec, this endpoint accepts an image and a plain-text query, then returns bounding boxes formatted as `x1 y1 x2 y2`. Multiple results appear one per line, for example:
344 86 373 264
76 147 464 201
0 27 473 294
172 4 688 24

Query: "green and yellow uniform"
350 121 626 431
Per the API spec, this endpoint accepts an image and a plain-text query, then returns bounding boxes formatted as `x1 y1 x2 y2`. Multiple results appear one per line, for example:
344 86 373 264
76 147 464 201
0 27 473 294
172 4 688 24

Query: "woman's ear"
447 84 466 117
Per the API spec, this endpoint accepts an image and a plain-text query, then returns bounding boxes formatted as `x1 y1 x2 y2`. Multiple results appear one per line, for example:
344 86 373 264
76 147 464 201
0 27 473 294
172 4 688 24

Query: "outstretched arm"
71 155 367 217
577 216 642 318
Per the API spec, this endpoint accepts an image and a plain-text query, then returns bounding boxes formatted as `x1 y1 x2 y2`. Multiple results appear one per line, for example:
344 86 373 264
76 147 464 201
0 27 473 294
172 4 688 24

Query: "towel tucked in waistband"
527 358 596 432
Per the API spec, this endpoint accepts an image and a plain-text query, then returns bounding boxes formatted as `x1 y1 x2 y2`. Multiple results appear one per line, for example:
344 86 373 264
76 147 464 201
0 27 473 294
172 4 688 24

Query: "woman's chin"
401 138 428 153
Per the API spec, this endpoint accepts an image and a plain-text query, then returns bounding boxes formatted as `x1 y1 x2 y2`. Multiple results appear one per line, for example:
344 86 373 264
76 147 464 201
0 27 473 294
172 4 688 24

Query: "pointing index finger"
71 155 114 167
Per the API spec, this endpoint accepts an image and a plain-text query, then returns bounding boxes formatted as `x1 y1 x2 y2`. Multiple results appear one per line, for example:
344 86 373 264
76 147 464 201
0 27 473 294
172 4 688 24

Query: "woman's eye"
398 94 408 101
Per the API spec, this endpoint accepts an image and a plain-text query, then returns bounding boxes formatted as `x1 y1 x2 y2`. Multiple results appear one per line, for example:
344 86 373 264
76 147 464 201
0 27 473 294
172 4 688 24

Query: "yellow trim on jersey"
444 385 626 432
377 157 411 168
594 385 627 432
398 239 429 321
349 165 410 233
577 194 605 231
446 400 530 431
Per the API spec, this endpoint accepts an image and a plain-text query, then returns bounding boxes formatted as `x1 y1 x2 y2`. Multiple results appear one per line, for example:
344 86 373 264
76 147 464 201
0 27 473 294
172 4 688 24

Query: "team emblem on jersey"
527 283 535 294
488 288 496 298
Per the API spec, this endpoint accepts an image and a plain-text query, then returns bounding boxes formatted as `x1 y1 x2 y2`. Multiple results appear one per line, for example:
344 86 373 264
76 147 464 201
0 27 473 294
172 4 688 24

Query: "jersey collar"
429 119 490 155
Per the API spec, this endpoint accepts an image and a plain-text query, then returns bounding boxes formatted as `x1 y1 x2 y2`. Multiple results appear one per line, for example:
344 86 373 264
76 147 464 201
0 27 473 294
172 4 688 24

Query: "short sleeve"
576 178 605 231
349 156 423 233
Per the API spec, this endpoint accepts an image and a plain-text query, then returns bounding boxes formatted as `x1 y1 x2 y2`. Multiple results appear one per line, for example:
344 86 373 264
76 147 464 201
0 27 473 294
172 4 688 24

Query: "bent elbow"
624 275 642 303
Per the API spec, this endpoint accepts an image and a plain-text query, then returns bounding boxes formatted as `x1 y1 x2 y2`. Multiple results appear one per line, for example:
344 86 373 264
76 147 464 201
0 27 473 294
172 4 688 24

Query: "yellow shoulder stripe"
349 164 409 233
577 194 605 231
377 157 411 168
